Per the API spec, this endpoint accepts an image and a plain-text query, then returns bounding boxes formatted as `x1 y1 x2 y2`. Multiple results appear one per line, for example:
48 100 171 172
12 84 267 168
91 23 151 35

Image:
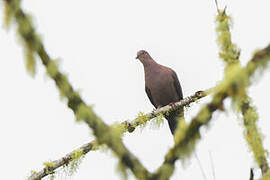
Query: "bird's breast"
145 72 179 107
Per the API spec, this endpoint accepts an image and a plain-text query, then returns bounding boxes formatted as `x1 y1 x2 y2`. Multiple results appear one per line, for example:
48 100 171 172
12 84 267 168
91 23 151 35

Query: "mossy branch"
3 1 270 179
3 1 151 179
215 8 240 66
28 142 93 180
238 96 269 174
152 92 227 179
152 43 270 180
28 90 208 180
123 90 209 133
216 8 269 175
261 170 270 180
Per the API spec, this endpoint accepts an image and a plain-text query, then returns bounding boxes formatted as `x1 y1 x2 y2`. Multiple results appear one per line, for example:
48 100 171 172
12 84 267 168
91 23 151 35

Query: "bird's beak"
135 56 139 59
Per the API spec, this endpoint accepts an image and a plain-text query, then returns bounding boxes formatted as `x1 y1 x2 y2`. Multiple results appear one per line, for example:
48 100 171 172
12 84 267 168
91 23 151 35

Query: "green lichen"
4 0 151 179
46 60 78 100
24 45 36 76
90 140 109 153
174 119 187 145
75 103 103 132
214 64 248 99
76 104 89 121
72 149 84 161
216 11 240 65
76 103 99 126
3 1 12 29
177 130 199 161
198 106 211 122
43 161 56 174
238 97 268 172
49 174 55 180
134 112 150 128
62 149 85 177
261 170 270 180
150 113 164 129
247 49 270 80
156 164 174 180
58 74 72 98
30 170 37 175
117 159 128 180
91 141 100 151
47 60 59 78
3 0 21 28
68 149 84 175
111 122 126 137
4 0 39 77
164 110 170 117
16 15 37 76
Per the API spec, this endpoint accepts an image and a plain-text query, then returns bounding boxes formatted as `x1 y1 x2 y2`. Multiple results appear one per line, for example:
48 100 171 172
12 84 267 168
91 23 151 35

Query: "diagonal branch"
28 90 208 180
123 90 209 133
152 43 270 180
215 8 269 175
3 0 151 179
152 91 227 179
29 142 94 180
239 96 269 174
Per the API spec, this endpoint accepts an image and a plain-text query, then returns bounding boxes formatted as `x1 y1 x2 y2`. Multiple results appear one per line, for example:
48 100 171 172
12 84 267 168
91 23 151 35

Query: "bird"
136 50 184 134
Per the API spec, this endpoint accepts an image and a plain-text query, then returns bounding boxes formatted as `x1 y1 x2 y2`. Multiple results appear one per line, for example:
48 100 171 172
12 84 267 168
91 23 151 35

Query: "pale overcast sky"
1 0 270 179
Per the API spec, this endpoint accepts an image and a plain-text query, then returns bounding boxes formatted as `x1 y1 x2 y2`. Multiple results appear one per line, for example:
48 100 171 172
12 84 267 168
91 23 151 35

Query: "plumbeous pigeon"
136 50 184 134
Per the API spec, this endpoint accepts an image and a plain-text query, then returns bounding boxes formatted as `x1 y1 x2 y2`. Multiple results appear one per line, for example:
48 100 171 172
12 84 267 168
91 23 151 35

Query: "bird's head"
136 50 150 62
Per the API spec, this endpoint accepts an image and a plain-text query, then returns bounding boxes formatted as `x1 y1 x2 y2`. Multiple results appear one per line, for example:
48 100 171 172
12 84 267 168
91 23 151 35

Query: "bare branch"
249 168 254 180
195 151 207 180
209 150 216 180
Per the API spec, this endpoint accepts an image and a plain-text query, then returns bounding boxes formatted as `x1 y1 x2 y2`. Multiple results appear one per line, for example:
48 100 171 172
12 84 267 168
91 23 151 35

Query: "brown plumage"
136 50 184 134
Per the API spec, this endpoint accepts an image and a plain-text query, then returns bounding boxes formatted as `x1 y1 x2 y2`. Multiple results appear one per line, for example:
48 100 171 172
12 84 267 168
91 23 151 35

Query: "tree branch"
152 43 270 180
28 142 94 180
261 169 270 180
28 90 208 180
123 90 209 133
216 9 269 176
4 1 151 179
4 1 270 179
239 95 269 175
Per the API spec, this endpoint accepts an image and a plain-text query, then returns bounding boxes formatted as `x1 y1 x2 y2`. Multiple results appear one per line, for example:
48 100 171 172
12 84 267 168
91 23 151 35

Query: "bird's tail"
165 107 184 134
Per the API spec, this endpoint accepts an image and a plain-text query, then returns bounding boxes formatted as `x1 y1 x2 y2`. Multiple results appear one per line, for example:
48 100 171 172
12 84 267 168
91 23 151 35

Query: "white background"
1 0 270 179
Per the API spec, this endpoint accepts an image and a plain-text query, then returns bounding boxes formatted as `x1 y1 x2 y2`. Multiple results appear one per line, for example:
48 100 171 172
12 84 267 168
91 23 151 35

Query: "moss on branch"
4 0 151 179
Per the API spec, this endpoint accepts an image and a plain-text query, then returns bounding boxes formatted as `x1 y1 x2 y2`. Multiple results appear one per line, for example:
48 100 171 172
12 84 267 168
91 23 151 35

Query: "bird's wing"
171 70 183 100
145 86 157 108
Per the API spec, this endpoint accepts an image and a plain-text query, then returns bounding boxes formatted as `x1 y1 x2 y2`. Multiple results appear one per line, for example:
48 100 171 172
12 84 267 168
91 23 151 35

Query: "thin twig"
249 168 254 180
195 151 207 180
208 150 216 180
214 0 219 12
